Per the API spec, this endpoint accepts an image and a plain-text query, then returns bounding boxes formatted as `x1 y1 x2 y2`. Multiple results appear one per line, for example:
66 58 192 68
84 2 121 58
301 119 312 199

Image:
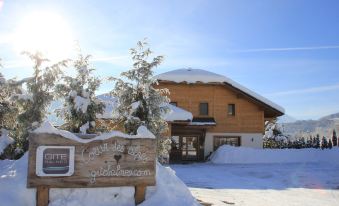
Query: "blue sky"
0 0 339 120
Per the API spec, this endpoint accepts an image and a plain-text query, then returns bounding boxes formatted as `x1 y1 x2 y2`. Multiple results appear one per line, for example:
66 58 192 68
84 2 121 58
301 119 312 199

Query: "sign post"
27 133 156 206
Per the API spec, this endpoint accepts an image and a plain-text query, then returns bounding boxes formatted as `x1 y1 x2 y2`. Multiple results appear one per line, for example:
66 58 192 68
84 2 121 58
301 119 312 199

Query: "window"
228 104 235 116
214 136 240 150
170 102 177 107
199 102 208 115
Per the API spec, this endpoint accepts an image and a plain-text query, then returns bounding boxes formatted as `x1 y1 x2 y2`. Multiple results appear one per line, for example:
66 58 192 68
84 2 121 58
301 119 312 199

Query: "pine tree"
263 119 289 148
328 139 333 149
0 61 18 131
0 60 25 159
332 130 337 147
110 40 170 161
321 136 328 150
55 52 104 134
9 52 67 157
307 136 313 148
315 134 320 149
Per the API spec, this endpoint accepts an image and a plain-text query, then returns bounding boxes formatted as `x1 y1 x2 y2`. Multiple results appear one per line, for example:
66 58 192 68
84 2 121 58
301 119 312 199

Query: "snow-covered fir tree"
8 52 67 157
263 119 288 148
328 139 333 149
110 40 170 161
0 60 17 157
55 53 104 134
315 134 321 148
321 136 328 150
332 130 337 147
0 61 19 131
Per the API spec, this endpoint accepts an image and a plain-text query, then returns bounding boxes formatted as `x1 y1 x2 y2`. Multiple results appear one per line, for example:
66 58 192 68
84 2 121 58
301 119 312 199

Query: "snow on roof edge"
154 68 285 114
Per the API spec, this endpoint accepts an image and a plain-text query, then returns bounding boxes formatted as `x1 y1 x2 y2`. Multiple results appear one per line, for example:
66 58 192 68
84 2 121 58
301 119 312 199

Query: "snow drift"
210 145 339 164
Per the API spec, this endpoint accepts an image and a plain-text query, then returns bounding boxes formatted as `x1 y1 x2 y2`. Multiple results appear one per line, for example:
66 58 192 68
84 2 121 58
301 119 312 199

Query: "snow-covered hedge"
210 145 339 164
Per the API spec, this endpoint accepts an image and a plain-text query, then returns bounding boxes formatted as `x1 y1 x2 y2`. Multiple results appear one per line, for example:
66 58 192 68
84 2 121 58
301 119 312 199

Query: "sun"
13 11 74 61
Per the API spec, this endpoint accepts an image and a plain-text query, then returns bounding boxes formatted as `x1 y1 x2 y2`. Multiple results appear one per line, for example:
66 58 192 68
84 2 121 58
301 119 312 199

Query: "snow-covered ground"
171 146 339 206
0 122 199 206
0 154 199 206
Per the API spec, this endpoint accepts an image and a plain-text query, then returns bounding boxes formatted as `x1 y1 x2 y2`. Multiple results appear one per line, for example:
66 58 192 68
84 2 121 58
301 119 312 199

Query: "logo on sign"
43 148 70 174
36 146 75 177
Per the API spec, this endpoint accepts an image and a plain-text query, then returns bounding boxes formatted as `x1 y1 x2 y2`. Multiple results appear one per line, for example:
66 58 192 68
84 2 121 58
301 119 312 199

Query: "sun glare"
13 11 74 61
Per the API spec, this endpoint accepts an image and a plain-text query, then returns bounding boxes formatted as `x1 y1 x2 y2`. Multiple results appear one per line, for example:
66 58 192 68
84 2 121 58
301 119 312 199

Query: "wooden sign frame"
27 133 156 206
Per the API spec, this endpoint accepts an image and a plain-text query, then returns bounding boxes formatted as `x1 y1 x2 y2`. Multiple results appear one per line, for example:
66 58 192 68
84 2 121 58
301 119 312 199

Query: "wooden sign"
27 132 156 205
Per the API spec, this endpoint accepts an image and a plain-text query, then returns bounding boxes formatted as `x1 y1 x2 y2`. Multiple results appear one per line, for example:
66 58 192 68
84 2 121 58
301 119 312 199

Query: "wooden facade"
155 83 281 133
155 82 283 162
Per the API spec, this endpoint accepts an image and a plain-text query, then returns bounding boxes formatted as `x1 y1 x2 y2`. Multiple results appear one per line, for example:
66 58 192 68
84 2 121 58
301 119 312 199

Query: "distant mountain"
277 114 297 124
281 112 339 136
319 112 339 121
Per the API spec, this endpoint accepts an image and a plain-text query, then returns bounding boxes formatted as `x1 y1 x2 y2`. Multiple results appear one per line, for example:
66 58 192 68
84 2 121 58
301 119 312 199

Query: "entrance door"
181 136 198 161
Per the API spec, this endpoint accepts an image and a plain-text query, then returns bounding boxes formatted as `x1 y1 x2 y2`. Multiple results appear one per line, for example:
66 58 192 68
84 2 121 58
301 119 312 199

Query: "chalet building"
154 68 284 162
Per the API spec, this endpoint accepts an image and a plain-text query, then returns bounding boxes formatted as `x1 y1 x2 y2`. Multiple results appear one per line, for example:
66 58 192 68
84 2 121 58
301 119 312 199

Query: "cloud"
229 45 339 53
267 83 339 97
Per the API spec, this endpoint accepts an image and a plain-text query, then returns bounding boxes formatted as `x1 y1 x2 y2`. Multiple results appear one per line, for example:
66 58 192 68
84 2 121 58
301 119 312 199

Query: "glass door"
181 136 198 160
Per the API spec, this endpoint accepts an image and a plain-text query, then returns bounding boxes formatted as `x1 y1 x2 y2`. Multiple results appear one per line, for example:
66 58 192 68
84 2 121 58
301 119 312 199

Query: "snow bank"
210 145 339 164
154 68 284 113
0 129 14 155
140 162 199 206
34 121 156 143
0 155 199 206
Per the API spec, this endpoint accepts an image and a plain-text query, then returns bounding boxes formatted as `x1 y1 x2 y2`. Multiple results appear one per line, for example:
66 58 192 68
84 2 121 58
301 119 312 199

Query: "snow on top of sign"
154 68 285 113
96 94 193 122
33 121 156 142
34 121 82 140
0 129 14 155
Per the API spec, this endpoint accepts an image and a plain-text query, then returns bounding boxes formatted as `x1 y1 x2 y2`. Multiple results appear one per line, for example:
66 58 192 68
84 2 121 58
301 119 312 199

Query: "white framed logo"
36 146 75 177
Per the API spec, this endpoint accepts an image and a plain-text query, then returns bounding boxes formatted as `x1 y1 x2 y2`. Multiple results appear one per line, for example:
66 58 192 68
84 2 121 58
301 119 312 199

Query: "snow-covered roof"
154 68 285 114
163 104 193 122
96 94 193 122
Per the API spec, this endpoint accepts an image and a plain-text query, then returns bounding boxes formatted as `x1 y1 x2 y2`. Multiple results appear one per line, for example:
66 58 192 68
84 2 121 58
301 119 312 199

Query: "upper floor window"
199 102 208 116
228 104 235 116
170 102 177 107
